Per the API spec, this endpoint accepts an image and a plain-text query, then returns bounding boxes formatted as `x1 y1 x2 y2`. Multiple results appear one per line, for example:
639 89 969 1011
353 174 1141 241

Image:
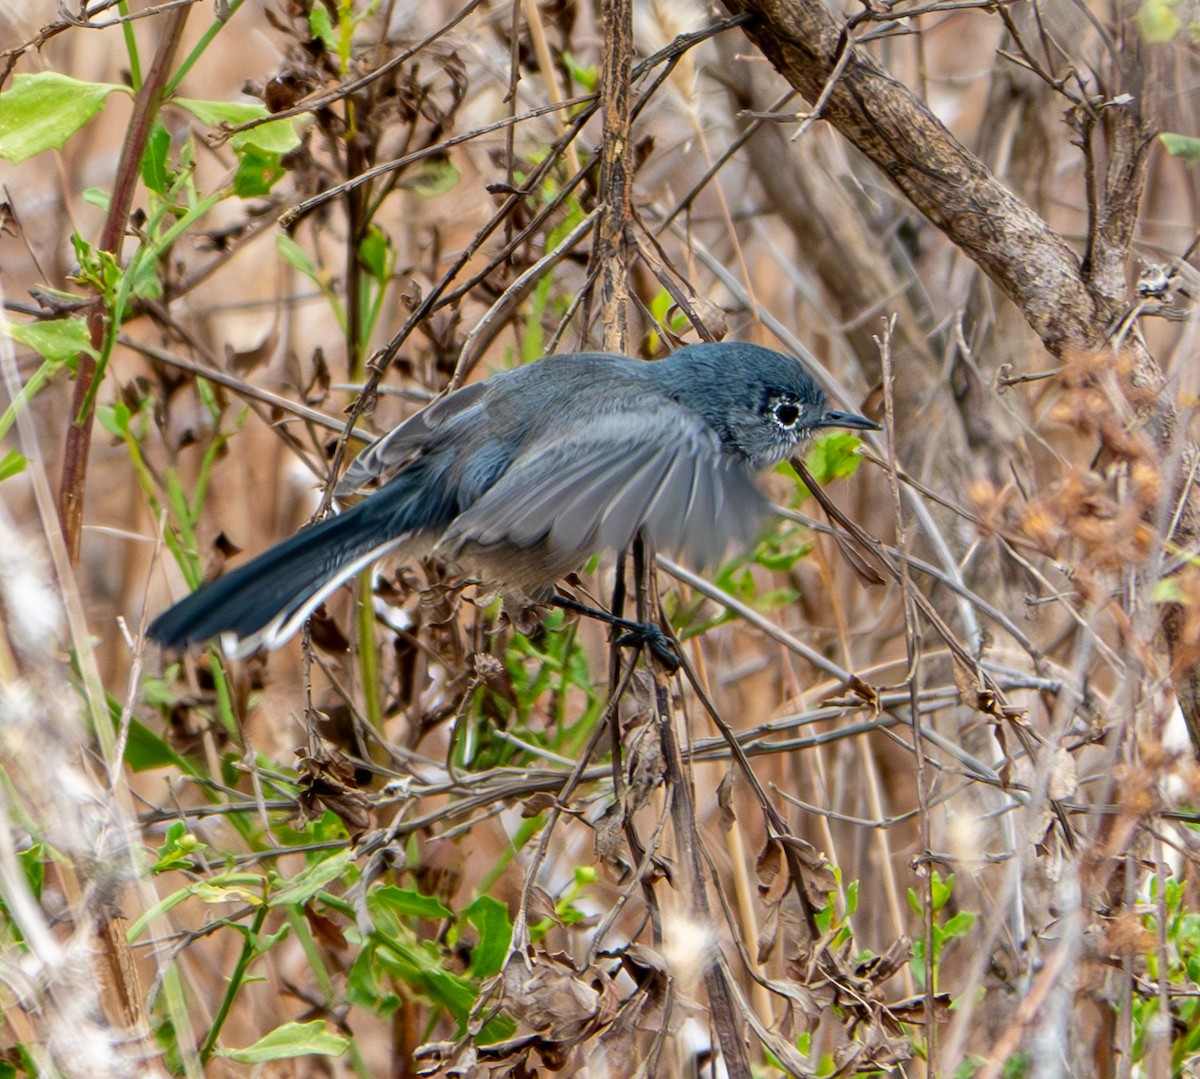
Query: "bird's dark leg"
549 593 680 671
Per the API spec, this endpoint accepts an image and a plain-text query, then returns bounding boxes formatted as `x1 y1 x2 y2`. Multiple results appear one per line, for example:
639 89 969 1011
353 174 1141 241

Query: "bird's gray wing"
437 406 769 576
336 380 491 495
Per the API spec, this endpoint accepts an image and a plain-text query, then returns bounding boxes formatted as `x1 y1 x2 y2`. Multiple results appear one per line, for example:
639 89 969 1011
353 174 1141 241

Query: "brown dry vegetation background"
2 0 1200 1076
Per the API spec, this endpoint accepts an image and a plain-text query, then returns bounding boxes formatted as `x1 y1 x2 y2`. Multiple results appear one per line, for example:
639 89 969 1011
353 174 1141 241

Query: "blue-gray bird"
147 342 878 656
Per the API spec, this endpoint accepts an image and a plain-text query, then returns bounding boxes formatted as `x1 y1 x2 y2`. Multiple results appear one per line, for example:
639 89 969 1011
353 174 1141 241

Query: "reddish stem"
58 7 191 563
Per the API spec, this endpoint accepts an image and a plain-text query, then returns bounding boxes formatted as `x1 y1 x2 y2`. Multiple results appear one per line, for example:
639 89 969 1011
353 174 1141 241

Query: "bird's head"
656 342 879 470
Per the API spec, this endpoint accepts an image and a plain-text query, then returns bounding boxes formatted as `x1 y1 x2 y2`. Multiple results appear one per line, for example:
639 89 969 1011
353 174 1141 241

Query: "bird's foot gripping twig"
549 593 680 671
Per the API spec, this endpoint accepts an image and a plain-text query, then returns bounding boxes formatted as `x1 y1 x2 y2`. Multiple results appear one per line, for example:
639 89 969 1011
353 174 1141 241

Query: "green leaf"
346 949 402 1015
141 121 172 194
561 51 598 93
190 875 270 907
464 895 512 978
276 232 319 281
0 449 26 481
1135 0 1181 41
268 849 354 908
941 910 977 940
126 884 200 942
574 865 596 886
82 186 112 211
97 401 133 437
370 885 453 922
0 72 128 163
18 843 44 901
930 872 954 912
232 146 285 198
411 157 461 197
173 98 301 154
806 432 865 485
308 4 337 52
126 250 164 302
1160 132 1200 162
4 316 94 366
218 1021 349 1064
123 716 190 772
373 938 477 1024
910 938 927 987
756 547 805 573
359 225 390 282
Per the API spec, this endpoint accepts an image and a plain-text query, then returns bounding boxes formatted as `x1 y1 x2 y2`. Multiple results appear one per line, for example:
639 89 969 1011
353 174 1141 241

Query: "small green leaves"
268 849 356 908
97 401 135 438
152 822 207 874
561 51 598 93
276 232 319 279
0 72 129 163
907 872 976 990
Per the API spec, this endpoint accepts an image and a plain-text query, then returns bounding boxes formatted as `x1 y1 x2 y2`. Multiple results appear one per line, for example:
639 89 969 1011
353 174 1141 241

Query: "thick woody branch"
595 0 635 352
1079 27 1157 306
721 0 1108 349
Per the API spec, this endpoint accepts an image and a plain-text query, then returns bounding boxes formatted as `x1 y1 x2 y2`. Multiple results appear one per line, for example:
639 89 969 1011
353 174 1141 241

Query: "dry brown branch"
721 0 1105 345
593 0 635 354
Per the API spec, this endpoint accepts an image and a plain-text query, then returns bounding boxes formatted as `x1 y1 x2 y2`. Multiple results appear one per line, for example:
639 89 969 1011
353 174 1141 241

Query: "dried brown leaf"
716 767 736 832
626 721 664 814
501 951 601 1043
293 743 371 839
593 799 626 868
778 835 838 908
1047 745 1078 800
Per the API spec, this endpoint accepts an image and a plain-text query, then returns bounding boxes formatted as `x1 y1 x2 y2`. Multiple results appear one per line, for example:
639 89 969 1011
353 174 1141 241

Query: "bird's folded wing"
438 409 769 570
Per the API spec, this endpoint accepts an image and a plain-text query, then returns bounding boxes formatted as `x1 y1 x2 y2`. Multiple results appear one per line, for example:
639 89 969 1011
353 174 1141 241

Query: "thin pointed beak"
817 408 881 432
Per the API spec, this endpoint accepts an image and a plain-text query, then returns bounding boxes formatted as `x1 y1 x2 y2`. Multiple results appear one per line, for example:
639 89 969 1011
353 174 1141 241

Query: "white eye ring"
773 401 800 428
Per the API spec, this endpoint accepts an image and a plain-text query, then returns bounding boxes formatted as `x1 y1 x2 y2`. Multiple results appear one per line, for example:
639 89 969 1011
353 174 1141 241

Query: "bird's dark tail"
147 465 456 655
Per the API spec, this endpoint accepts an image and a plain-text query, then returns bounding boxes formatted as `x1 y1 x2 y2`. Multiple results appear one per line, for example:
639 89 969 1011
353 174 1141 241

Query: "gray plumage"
147 342 877 655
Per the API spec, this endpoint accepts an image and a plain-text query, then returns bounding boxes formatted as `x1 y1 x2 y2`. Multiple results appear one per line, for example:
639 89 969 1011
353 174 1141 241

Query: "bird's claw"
615 621 681 671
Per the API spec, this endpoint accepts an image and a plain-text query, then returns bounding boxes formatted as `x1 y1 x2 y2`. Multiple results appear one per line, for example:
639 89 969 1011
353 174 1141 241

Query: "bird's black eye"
773 402 800 428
